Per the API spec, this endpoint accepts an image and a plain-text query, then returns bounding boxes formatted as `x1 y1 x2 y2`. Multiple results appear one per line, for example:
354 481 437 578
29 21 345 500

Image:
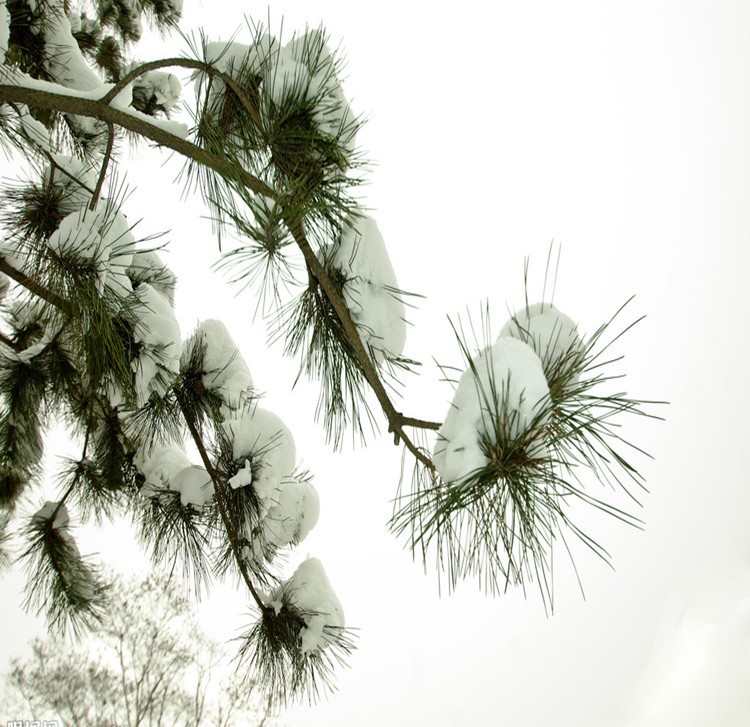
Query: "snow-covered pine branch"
0 0 660 709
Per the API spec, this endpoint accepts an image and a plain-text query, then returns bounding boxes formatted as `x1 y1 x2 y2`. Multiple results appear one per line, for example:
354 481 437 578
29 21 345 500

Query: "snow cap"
434 337 551 483
275 557 345 654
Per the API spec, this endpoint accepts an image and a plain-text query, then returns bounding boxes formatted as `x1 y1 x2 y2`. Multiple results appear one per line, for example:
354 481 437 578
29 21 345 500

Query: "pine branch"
0 75 442 467
172 387 267 612
283 215 436 468
0 82 274 198
0 256 71 312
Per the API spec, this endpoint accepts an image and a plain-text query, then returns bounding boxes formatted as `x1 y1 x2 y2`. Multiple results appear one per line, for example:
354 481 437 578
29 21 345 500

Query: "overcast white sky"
3 1 750 725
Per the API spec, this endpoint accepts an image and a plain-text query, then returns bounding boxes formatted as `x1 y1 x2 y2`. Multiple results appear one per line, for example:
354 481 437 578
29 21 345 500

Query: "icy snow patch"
331 214 406 361
275 558 344 654
434 337 551 483
32 501 70 530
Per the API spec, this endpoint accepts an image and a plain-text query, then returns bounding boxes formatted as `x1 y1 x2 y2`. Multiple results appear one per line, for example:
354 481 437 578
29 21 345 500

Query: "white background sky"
3 1 750 725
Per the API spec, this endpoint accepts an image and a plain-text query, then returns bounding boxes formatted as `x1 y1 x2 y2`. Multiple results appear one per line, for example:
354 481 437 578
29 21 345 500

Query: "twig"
284 215 437 471
89 122 115 210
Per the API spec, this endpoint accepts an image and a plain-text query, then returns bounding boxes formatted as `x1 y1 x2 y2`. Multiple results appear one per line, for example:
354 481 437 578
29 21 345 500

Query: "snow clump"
189 319 254 416
133 70 182 112
272 557 345 654
133 442 214 507
170 465 214 507
222 407 296 509
127 250 176 304
498 302 582 380
134 441 190 497
434 337 551 484
130 283 181 405
330 213 406 362
45 156 98 214
47 202 136 298
244 475 320 564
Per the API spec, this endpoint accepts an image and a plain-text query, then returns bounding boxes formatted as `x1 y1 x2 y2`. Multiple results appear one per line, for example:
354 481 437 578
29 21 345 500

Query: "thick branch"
0 256 71 312
0 82 274 198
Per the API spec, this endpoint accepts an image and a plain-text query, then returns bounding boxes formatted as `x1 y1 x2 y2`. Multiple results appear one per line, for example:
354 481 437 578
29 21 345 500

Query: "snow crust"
221 407 296 507
273 557 344 654
192 319 253 415
330 214 406 361
434 337 551 483
498 302 581 375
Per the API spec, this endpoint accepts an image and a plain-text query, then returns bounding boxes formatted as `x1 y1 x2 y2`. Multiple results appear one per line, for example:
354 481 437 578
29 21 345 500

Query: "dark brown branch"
400 416 442 431
0 83 274 198
284 216 436 470
173 389 267 611
0 256 71 312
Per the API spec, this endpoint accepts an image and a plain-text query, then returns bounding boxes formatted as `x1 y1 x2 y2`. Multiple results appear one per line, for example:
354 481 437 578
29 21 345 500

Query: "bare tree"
3 572 272 726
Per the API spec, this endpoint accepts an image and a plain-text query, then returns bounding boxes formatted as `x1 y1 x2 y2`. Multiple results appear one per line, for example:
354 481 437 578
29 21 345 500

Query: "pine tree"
0 0 659 708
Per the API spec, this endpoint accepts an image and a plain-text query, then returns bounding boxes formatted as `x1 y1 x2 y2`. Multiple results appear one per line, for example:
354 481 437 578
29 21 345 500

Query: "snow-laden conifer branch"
0 81 276 197
391 299 660 606
0 44 439 465
0 2 662 705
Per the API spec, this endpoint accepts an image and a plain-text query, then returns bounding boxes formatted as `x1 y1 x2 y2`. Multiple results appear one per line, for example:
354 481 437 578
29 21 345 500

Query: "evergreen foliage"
0 0 661 708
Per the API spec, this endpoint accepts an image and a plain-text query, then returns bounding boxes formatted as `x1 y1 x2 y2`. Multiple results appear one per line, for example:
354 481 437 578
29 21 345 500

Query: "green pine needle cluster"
238 599 357 711
392 300 661 609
